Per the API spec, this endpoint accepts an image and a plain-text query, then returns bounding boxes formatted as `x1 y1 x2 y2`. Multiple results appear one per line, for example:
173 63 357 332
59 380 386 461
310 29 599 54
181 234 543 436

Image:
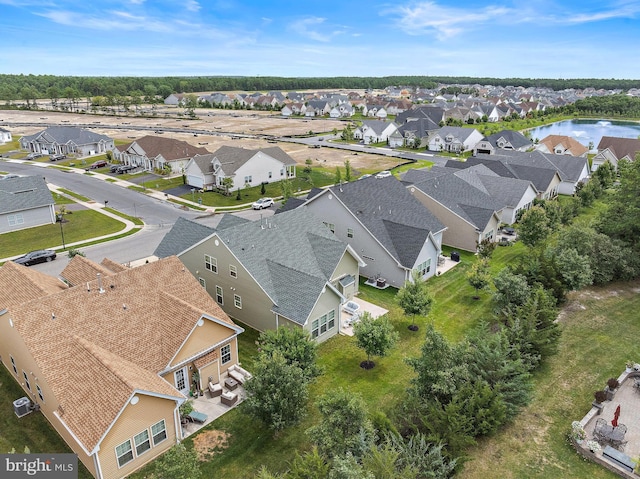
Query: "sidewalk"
0 182 141 264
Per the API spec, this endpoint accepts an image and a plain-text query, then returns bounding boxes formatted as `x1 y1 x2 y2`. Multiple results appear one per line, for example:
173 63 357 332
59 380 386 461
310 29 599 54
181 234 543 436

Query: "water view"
526 119 640 150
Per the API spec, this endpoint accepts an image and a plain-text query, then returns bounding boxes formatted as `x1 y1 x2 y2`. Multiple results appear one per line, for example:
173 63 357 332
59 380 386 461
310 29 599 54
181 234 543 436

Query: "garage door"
187 175 203 189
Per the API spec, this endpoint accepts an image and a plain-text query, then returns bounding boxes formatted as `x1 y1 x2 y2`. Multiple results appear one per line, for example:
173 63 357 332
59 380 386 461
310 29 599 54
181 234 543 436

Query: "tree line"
3 74 640 104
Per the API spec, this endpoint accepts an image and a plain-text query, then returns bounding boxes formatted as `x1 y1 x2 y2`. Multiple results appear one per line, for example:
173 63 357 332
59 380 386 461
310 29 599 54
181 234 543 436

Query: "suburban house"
393 117 441 148
154 208 364 342
281 102 307 117
473 130 532 155
19 126 114 157
0 255 243 479
536 134 589 157
302 176 446 288
184 145 297 191
592 136 640 171
448 152 563 200
305 100 331 117
0 126 11 144
353 120 399 145
366 104 388 118
402 167 503 252
428 126 484 153
0 175 56 234
113 136 209 174
164 93 186 105
329 103 354 118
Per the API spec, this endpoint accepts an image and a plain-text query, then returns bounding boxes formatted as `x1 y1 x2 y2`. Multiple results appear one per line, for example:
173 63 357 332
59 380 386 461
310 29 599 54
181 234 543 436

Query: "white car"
375 170 392 179
252 197 274 210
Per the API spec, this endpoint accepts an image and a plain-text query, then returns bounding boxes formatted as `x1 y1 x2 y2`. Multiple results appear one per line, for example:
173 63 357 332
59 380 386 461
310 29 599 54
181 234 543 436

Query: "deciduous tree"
397 270 433 331
353 312 399 369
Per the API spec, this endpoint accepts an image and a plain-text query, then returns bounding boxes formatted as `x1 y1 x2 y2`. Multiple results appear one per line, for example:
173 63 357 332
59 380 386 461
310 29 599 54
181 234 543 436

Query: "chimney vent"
97 273 104 294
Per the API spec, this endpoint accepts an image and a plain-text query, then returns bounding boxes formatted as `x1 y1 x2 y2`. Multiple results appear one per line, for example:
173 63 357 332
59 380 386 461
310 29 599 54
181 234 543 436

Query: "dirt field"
0 109 401 171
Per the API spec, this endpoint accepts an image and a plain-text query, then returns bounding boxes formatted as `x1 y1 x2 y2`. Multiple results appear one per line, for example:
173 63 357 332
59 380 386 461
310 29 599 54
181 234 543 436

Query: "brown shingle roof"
122 135 209 162
0 261 67 310
539 135 588 157
5 256 238 453
100 258 128 273
597 136 640 161
59 255 119 286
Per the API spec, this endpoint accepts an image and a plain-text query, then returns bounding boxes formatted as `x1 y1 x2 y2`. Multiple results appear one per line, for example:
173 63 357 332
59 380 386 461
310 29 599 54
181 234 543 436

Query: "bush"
594 390 607 403
607 378 619 389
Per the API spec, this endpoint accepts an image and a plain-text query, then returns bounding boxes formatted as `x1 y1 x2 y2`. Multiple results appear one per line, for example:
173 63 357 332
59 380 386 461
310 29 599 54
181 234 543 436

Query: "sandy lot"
0 108 400 171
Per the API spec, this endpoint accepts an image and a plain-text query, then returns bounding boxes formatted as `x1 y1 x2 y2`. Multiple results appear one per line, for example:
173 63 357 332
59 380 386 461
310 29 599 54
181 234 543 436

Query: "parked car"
109 164 121 173
502 227 516 236
86 160 108 170
116 165 136 174
13 250 57 266
375 170 392 179
25 152 43 160
252 197 274 210
49 154 66 162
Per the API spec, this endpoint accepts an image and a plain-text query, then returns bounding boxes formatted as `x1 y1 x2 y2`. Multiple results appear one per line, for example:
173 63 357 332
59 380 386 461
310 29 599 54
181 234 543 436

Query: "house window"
280 168 284 176
347 228 354 238
323 222 335 233
221 344 231 364
268 171 272 179
416 259 431 277
175 369 186 391
10 355 17 375
134 430 151 456
198 277 206 288
229 265 237 278
8 214 24 226
244 175 252 184
37 385 44 402
311 310 335 339
115 440 134 468
151 420 167 446
484 229 494 240
23 371 31 391
215 286 223 305
233 294 242 309
205 255 217 273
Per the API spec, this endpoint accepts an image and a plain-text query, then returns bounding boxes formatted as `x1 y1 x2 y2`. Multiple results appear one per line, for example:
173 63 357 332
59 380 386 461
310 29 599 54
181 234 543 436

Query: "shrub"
607 378 619 389
594 390 607 403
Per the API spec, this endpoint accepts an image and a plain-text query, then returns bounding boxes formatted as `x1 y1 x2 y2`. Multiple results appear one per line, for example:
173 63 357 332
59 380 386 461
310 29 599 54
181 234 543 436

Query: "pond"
526 119 640 150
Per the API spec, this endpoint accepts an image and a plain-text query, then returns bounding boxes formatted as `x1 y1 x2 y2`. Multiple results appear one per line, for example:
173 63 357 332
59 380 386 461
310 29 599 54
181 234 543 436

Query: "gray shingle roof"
207 145 296 175
314 176 445 268
405 169 501 229
153 217 215 258
485 130 532 150
0 176 54 215
20 126 111 146
155 208 351 326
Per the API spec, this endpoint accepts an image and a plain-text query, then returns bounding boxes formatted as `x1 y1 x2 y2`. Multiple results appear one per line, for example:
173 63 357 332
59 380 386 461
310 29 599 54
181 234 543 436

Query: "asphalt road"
1 159 276 277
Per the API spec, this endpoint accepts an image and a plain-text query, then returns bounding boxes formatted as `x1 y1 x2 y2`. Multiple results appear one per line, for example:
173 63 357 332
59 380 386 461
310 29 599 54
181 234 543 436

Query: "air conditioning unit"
13 397 32 418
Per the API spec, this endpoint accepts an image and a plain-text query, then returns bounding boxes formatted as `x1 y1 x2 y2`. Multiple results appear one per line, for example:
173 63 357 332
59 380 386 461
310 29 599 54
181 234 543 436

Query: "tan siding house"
0 256 243 479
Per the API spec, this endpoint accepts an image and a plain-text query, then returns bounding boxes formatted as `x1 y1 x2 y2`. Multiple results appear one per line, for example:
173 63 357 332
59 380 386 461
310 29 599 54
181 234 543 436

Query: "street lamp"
58 208 66 250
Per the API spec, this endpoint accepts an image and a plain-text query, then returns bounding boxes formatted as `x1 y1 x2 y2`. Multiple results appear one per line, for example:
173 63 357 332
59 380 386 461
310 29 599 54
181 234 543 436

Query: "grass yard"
0 367 93 478
185 168 335 207
0 210 126 258
459 280 640 479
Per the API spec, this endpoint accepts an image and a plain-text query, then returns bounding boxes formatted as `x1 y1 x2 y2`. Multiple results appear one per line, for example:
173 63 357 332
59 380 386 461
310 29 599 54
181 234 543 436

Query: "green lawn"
0 367 93 478
459 279 640 479
186 169 335 207
0 210 126 258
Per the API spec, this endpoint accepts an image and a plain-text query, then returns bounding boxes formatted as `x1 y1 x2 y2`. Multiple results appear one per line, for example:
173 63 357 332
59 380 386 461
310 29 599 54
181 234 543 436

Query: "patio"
577 370 640 476
340 297 389 337
181 382 246 438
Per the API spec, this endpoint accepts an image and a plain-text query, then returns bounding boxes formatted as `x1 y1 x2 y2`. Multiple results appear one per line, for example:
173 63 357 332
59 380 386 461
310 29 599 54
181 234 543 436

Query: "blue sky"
1 0 639 79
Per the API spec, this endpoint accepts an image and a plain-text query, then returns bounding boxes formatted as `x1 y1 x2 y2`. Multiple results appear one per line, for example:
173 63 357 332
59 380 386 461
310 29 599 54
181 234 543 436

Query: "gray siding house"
302 176 446 289
403 167 502 252
0 176 55 234
154 208 364 342
19 126 114 157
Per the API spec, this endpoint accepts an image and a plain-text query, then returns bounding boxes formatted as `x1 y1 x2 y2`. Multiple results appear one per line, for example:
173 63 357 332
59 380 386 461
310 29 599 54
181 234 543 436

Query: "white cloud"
389 2 512 39
289 16 343 42
185 0 200 12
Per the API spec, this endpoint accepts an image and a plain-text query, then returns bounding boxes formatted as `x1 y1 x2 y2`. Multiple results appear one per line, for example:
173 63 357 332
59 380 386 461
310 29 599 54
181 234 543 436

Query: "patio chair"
221 390 238 406
187 410 208 423
208 381 222 398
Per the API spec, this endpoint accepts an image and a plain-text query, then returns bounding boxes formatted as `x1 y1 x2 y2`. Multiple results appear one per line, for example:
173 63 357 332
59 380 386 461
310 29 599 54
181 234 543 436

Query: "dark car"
13 250 57 266
109 164 121 173
85 160 108 170
49 154 67 162
502 227 516 236
25 152 43 160
116 165 135 174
